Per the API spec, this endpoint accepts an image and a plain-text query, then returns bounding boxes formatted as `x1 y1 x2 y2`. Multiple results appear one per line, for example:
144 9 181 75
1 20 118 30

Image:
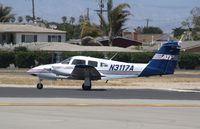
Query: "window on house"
48 35 62 42
21 35 37 43
88 61 98 67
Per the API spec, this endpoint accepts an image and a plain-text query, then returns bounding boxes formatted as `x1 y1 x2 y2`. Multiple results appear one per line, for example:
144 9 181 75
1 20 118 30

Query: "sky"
1 0 200 33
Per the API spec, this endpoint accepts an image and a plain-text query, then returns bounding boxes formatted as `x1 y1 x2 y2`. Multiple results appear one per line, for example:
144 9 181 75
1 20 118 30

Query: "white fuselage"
27 56 148 80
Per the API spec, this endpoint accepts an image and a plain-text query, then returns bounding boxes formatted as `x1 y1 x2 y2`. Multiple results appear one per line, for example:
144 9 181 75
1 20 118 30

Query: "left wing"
70 65 102 80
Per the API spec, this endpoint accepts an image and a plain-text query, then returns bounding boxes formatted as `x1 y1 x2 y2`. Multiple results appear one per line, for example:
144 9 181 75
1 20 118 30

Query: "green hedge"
0 51 199 69
178 53 200 69
0 51 15 68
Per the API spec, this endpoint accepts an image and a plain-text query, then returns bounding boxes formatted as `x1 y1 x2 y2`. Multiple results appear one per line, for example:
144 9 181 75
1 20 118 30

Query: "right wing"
70 65 102 80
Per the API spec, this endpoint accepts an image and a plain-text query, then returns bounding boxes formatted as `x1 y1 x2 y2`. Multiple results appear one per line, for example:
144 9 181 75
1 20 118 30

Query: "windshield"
61 57 71 64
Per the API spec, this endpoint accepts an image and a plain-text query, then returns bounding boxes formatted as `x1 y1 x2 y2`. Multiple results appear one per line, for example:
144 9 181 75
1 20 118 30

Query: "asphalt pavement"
0 87 200 129
0 87 200 100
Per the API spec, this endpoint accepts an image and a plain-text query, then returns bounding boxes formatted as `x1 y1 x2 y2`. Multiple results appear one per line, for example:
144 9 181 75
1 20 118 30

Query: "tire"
82 83 91 91
37 83 43 90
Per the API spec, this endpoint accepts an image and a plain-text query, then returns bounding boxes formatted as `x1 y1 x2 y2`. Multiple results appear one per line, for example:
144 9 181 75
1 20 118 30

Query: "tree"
69 16 75 25
98 0 131 46
10 16 16 23
172 27 187 39
181 17 192 30
62 16 67 23
142 26 163 34
25 15 32 23
0 4 14 22
191 7 200 30
80 22 102 38
17 16 23 23
134 26 143 33
79 15 88 23
36 17 41 22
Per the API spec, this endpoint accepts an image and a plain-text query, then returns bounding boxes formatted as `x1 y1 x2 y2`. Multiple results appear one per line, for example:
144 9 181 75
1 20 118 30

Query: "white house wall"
16 33 66 43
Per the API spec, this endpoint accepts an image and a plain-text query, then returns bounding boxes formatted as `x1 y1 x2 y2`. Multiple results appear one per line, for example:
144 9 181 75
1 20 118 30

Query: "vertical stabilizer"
139 42 180 77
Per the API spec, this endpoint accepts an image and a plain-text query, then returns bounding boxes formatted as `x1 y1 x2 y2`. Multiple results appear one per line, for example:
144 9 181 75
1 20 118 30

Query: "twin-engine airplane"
27 41 180 90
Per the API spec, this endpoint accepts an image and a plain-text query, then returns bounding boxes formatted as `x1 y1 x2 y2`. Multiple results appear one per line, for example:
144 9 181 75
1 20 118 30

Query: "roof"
142 41 200 52
137 34 177 43
0 23 66 34
17 42 142 52
97 37 142 48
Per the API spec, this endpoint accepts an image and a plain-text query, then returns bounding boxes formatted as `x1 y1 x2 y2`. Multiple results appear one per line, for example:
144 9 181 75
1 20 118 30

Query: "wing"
70 65 102 80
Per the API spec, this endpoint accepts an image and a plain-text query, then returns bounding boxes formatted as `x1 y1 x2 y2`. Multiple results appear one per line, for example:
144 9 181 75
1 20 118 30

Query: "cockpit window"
72 59 86 65
61 57 71 64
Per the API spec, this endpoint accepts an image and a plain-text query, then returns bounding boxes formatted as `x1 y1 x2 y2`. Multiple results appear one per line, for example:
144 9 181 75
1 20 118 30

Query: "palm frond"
0 4 14 22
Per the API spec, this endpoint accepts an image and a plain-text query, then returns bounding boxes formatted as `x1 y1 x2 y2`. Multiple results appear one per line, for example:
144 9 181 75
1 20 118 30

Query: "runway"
0 87 200 100
0 87 200 129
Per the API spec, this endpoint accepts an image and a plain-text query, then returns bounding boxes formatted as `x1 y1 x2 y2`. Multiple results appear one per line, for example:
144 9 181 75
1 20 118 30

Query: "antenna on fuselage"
109 53 118 60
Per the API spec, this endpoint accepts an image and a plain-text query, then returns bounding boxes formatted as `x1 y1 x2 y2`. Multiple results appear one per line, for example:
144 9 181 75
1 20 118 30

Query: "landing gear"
82 77 92 90
37 79 43 90
82 83 91 90
37 83 43 89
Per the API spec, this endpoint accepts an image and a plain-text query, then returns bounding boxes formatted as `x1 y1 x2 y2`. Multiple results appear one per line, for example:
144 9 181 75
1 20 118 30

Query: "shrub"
179 53 200 69
15 52 36 68
34 52 52 65
0 51 15 68
0 50 199 69
14 46 28 52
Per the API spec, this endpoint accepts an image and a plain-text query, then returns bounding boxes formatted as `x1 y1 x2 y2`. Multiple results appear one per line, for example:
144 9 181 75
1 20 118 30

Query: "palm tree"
0 4 14 22
69 16 75 25
62 16 67 23
98 0 131 46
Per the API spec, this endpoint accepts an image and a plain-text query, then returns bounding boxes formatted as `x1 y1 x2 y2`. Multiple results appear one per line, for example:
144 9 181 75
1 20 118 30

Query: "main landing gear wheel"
37 83 43 90
82 83 91 91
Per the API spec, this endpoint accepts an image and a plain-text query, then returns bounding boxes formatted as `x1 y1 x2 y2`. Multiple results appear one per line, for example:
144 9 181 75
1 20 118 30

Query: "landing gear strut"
82 77 91 90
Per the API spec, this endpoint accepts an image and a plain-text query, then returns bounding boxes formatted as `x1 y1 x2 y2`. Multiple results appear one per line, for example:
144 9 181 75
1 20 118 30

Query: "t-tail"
139 42 180 77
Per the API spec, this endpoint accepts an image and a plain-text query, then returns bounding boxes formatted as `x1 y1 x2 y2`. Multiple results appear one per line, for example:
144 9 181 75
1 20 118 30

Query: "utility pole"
32 0 36 22
94 0 107 29
145 18 151 28
87 8 90 22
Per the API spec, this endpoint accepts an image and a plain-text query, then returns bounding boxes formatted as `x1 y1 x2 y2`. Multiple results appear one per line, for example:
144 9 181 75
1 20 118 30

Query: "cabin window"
88 61 98 67
72 59 86 65
100 63 108 67
61 57 71 64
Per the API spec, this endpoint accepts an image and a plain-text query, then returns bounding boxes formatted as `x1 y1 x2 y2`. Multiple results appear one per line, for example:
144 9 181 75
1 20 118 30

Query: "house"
181 41 200 53
122 31 177 44
0 23 66 45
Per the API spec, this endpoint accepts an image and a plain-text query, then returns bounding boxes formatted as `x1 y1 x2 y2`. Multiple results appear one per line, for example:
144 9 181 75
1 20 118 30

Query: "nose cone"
27 66 41 76
27 67 36 75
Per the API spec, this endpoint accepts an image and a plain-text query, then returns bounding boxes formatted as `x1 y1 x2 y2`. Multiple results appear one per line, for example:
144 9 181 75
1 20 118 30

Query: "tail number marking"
109 65 134 71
